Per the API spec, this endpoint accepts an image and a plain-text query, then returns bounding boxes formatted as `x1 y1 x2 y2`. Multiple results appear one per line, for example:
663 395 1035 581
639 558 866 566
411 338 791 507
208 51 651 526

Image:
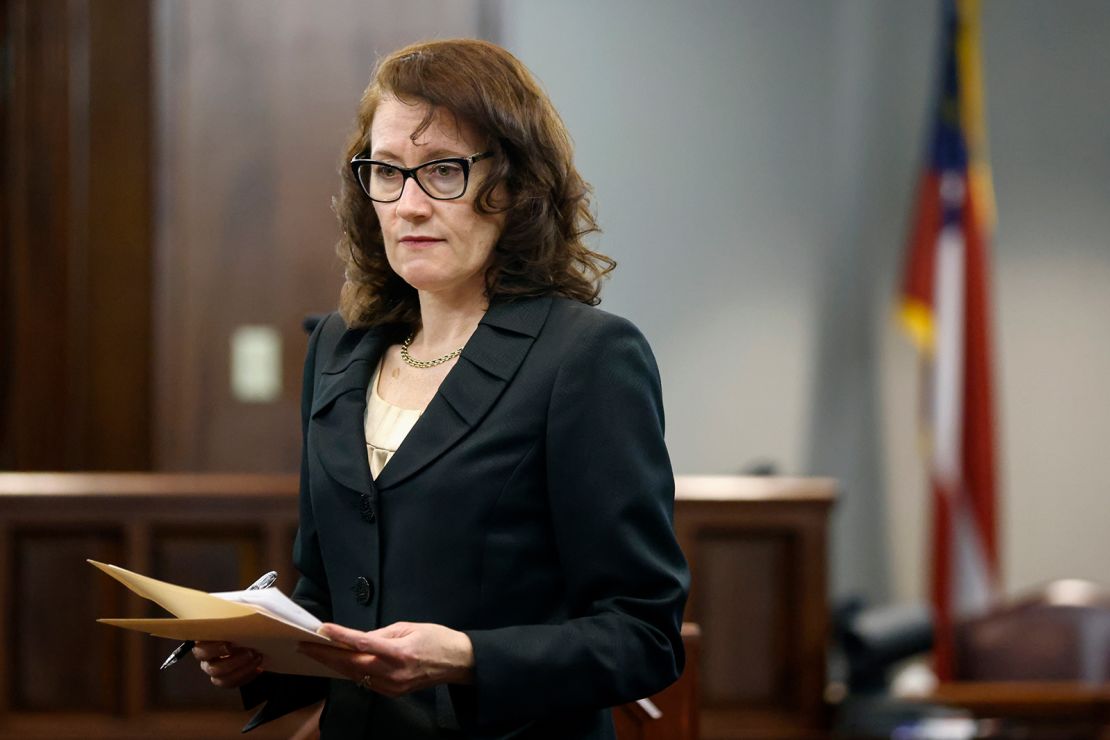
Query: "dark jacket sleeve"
457 313 690 729
240 313 338 731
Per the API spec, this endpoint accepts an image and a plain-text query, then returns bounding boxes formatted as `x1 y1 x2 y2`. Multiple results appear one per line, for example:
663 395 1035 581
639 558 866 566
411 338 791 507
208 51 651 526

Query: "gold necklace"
400 333 463 369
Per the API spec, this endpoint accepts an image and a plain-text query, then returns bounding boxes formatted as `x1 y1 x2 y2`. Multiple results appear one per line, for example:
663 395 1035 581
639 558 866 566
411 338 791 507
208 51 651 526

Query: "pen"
158 570 278 670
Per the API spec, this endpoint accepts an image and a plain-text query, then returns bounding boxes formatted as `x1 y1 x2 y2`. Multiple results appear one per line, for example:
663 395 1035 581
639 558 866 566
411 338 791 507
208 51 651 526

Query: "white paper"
210 587 323 632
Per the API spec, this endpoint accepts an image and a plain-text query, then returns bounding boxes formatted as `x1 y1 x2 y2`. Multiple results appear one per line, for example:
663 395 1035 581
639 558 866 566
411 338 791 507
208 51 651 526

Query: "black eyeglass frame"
349 151 494 203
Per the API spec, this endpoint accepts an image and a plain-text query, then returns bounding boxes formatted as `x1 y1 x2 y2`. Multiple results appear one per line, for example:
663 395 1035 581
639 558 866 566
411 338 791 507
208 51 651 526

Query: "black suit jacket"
244 296 689 738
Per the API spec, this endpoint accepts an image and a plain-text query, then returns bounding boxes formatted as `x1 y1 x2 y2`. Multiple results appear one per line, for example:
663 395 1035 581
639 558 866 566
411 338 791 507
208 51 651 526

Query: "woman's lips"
399 236 443 248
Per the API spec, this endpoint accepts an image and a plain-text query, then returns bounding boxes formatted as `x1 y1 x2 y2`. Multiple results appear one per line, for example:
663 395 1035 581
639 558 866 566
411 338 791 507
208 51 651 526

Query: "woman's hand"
298 622 474 697
192 641 264 689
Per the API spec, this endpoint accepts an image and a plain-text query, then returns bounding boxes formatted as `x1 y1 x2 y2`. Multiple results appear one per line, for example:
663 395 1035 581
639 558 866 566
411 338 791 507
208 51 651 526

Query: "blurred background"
3 0 1108 737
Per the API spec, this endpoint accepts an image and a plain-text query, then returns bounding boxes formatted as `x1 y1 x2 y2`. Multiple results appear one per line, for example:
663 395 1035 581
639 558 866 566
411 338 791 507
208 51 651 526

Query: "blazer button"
353 576 374 605
359 492 376 523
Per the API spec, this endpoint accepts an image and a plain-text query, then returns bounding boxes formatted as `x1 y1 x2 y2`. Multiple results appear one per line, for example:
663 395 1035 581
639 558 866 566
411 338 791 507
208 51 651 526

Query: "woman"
194 38 689 739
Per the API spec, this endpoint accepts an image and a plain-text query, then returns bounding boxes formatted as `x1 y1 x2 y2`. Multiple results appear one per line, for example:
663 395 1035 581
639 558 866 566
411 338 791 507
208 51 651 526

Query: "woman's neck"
412 288 488 353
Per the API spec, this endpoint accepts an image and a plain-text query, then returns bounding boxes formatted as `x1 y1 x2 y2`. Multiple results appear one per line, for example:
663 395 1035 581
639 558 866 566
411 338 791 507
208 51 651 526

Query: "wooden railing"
0 473 832 739
0 474 306 739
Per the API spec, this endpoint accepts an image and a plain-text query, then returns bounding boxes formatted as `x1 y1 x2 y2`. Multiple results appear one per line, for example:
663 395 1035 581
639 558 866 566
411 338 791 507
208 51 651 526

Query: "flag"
899 0 1000 681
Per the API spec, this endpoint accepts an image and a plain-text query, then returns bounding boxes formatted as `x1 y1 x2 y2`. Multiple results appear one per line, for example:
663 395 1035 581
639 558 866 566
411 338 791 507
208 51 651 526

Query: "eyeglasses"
350 152 494 202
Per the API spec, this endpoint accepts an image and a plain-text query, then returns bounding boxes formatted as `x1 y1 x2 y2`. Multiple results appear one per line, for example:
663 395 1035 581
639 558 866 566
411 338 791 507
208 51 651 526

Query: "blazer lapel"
309 325 391 496
374 296 553 491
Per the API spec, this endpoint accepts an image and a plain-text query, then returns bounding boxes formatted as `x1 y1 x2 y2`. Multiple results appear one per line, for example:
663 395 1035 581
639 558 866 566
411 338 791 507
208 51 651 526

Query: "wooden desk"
929 681 1110 738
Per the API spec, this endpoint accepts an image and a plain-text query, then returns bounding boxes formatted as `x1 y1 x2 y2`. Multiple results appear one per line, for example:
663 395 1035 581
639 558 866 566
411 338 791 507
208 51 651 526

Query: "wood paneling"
0 473 303 738
0 473 832 738
0 0 152 471
674 476 835 740
148 529 268 709
13 532 124 711
697 533 792 705
82 0 153 470
151 0 491 471
2 0 493 472
2 0 82 469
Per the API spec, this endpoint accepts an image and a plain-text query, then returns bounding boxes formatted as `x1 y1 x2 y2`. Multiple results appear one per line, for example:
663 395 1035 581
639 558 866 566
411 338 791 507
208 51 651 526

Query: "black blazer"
244 296 689 739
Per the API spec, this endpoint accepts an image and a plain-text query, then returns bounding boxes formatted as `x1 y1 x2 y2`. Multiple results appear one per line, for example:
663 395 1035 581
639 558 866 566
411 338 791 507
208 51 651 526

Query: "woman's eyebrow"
368 148 467 163
420 148 467 160
368 148 400 161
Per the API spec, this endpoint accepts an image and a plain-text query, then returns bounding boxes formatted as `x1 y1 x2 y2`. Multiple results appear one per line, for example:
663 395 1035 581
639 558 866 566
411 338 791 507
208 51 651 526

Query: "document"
89 560 346 678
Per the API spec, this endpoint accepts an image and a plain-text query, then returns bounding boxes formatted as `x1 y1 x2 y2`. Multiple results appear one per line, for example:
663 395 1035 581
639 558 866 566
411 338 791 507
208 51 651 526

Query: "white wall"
966 0 1110 595
501 0 1110 604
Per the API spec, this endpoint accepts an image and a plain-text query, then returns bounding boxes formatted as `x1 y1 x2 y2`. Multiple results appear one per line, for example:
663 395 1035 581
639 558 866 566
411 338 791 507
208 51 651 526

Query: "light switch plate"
230 325 282 403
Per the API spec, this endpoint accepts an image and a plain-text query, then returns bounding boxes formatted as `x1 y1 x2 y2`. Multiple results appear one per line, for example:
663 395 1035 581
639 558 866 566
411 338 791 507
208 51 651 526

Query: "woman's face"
369 97 505 301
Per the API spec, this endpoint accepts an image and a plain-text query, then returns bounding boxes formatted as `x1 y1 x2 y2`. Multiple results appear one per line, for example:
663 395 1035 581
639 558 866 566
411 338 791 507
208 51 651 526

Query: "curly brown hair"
334 39 615 329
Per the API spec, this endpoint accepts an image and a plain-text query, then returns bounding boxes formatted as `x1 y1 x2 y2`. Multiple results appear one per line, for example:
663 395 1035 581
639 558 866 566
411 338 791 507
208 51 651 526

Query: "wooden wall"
1 0 492 472
151 0 490 471
1 0 153 471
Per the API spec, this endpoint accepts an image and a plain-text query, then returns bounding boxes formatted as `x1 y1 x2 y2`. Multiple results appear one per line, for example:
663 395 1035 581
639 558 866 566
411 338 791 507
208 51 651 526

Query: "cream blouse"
364 360 421 479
